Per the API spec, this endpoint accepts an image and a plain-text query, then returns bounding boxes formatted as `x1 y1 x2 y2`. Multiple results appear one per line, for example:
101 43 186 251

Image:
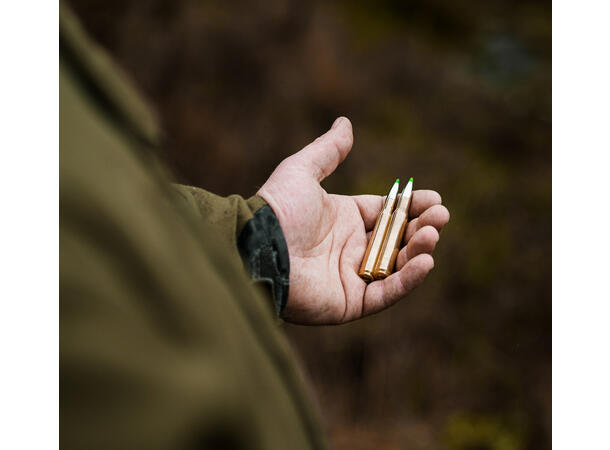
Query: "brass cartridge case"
373 180 413 279
358 181 399 282
373 208 408 279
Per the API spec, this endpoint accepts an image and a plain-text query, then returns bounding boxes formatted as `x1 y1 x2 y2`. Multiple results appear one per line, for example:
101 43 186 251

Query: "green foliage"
443 412 524 450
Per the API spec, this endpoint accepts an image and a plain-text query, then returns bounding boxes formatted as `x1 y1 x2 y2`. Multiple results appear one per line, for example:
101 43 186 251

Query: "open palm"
258 117 449 325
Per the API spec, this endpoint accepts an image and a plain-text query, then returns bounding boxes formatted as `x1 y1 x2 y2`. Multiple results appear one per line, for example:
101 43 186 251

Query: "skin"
258 117 450 325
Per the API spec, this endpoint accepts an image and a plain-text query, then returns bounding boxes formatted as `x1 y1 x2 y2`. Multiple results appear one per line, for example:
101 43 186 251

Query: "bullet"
359 179 400 282
373 177 413 279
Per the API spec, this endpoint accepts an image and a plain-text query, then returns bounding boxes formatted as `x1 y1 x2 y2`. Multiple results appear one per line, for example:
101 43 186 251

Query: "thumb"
294 117 354 182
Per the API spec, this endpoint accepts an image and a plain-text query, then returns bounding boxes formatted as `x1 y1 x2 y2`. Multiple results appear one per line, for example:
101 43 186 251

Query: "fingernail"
331 117 344 129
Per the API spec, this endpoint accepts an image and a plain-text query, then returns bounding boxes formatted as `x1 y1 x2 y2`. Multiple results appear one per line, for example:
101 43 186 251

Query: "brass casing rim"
359 270 375 282
373 268 392 280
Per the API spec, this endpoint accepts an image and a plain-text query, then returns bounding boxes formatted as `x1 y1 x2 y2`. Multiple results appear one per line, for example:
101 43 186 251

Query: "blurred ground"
66 1 551 448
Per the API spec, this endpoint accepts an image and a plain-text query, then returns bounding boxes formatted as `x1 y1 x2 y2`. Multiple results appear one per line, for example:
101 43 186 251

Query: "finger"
352 195 384 230
404 204 450 244
395 247 408 272
294 117 354 182
396 226 439 270
409 190 442 218
362 254 434 316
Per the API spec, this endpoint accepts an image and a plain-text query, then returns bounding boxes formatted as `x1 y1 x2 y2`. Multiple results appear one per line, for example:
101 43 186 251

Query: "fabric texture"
59 3 325 449
238 205 291 314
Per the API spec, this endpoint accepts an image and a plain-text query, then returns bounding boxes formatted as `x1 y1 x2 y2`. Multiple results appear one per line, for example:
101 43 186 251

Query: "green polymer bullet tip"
409 177 413 183
395 178 400 184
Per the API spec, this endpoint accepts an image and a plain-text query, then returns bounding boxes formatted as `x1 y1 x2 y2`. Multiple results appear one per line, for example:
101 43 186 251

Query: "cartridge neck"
395 183 413 213
396 192 411 211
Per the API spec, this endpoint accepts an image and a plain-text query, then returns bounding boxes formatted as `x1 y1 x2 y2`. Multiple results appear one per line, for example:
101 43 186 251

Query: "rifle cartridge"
358 179 399 282
373 177 413 279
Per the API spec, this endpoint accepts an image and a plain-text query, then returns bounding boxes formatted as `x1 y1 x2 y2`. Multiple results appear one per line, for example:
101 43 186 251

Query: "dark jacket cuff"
237 205 290 315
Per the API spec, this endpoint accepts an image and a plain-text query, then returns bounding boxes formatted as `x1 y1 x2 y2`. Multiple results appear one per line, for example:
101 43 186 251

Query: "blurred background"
66 0 551 448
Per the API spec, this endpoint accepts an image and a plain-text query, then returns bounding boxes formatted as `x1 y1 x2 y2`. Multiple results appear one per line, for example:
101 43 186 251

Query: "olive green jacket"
60 4 325 449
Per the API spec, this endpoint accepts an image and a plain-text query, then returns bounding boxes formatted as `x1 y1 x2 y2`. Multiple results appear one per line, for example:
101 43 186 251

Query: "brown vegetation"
68 1 551 448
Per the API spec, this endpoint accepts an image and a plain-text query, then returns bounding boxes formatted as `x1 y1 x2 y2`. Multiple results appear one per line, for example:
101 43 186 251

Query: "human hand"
257 117 449 325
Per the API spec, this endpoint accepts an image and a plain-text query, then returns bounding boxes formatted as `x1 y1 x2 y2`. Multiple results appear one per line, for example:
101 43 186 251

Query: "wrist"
237 200 290 315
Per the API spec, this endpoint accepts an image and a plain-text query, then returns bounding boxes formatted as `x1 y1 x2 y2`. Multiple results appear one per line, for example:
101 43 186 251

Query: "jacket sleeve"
60 5 326 448
172 186 290 315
